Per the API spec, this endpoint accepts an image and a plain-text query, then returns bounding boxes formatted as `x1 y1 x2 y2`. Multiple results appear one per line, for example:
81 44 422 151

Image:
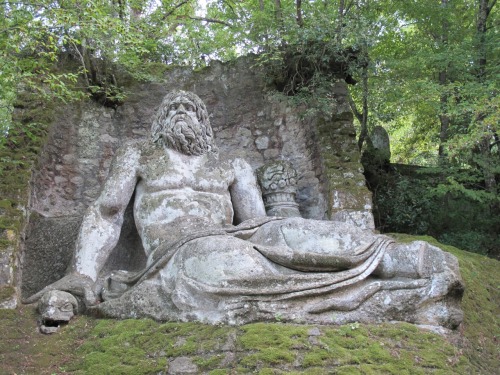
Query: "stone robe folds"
93 217 463 328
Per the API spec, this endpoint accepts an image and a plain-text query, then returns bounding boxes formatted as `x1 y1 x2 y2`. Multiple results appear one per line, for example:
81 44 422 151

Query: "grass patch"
72 320 231 374
0 286 15 302
238 323 308 369
389 234 500 373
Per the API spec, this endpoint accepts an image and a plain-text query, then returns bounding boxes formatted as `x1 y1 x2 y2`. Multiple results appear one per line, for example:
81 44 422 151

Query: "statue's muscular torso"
134 142 237 254
73 140 265 280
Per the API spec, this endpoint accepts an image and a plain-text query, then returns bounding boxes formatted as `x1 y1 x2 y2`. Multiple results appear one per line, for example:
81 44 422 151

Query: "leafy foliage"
368 164 500 257
1 0 498 254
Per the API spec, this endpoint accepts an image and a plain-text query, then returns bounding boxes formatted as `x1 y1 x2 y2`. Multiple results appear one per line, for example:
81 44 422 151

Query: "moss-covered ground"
1 238 498 374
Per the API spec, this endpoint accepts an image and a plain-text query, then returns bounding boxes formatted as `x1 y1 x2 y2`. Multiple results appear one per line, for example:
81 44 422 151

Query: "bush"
366 163 500 258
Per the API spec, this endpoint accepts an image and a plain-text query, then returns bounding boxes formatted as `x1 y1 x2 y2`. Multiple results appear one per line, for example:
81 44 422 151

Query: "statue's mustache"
172 113 188 123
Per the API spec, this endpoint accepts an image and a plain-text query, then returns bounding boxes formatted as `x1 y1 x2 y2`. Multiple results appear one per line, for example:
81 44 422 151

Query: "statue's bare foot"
23 273 98 309
225 299 275 324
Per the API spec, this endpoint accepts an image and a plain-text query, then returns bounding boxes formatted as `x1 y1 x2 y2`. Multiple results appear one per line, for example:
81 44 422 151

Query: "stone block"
22 214 82 298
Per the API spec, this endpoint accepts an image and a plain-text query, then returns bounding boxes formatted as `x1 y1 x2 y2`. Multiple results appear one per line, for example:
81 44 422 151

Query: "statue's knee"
375 241 446 279
178 236 267 283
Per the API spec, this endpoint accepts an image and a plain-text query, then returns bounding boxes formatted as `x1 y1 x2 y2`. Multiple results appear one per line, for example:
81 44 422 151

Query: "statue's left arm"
24 143 141 306
71 142 141 281
230 158 266 224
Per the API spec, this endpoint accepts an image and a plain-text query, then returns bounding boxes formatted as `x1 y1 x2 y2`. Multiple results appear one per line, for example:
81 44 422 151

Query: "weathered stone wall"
0 93 54 308
314 82 374 229
17 55 374 299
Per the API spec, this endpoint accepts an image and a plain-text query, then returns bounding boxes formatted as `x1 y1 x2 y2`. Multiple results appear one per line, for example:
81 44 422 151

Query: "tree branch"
491 131 500 150
345 0 355 14
347 90 363 124
185 16 232 27
164 0 191 19
487 0 497 14
69 41 90 88
0 1 50 7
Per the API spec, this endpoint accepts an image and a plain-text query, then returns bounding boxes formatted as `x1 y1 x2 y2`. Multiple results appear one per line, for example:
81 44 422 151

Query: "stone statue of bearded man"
26 90 464 329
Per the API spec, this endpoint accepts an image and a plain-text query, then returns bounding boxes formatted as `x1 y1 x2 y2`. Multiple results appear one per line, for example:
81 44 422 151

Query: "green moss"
73 319 168 374
0 286 15 302
302 349 332 367
194 354 223 369
72 320 234 374
0 92 56 296
0 200 15 209
287 368 328 375
239 323 309 350
238 323 308 369
0 307 477 374
258 368 287 375
209 369 231 375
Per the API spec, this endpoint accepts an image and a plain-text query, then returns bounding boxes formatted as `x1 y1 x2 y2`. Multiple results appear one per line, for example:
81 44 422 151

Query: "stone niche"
21 55 374 299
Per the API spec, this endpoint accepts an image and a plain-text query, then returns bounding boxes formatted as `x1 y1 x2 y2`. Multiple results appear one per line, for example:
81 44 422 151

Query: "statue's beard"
160 115 211 156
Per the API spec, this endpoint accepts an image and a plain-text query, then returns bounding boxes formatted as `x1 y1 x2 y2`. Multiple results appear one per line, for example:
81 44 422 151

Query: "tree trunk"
258 0 269 50
476 1 498 260
438 71 450 157
476 0 495 81
296 0 303 27
438 0 449 158
357 49 369 151
476 0 497 194
336 0 345 45
275 0 282 22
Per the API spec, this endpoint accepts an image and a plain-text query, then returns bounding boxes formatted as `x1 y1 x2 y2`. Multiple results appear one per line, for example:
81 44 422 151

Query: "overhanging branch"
186 16 232 27
347 91 363 124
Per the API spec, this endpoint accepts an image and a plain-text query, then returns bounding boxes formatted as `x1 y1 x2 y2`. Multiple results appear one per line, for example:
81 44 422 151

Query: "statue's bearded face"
164 96 202 147
151 91 218 156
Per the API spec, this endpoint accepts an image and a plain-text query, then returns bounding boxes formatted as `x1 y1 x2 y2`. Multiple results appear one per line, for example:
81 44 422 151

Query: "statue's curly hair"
150 90 218 155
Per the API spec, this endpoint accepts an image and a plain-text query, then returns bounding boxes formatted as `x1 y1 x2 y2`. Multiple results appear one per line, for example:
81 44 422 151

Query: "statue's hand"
58 273 100 308
23 273 99 309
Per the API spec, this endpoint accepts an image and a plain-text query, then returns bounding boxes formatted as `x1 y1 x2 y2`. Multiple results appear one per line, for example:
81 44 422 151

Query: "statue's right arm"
70 142 141 281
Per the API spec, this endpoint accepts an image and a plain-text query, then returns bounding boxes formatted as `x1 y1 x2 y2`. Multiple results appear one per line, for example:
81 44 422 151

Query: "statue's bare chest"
137 147 234 193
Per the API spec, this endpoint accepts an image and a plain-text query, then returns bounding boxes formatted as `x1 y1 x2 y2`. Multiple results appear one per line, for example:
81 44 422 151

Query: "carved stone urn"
257 160 301 218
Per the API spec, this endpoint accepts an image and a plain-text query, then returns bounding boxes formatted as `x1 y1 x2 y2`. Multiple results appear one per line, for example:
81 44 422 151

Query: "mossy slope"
0 237 498 374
